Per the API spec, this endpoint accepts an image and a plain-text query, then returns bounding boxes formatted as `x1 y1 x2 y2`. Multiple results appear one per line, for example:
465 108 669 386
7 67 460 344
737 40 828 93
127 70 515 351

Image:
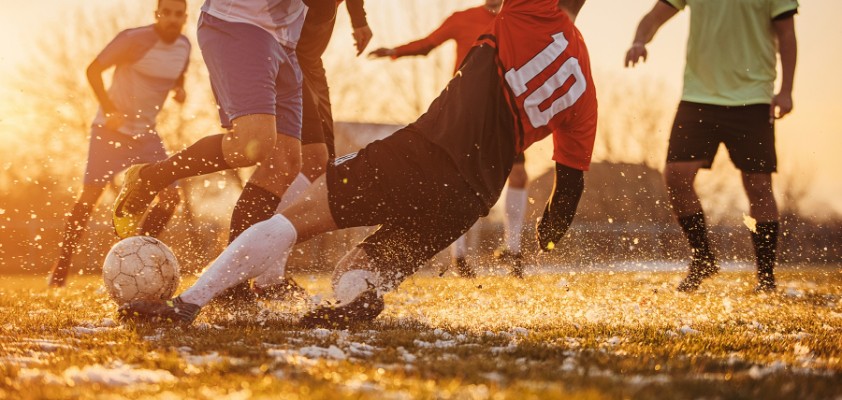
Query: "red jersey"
392 6 496 74
409 0 597 209
489 0 598 171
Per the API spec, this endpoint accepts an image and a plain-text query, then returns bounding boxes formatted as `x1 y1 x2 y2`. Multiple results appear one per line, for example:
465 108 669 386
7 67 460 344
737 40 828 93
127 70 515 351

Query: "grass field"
1 265 840 399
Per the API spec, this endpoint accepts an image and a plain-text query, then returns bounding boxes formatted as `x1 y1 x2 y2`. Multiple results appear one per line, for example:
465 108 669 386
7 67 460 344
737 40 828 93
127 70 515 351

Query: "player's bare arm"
173 74 187 104
624 1 678 67
86 59 123 130
771 15 797 120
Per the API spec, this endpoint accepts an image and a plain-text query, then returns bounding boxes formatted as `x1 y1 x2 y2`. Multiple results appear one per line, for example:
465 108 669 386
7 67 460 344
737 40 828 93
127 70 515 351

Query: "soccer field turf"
1 266 840 399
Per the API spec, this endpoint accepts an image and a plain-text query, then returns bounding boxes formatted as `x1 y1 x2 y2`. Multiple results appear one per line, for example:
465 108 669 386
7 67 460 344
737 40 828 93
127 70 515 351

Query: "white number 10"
504 32 587 128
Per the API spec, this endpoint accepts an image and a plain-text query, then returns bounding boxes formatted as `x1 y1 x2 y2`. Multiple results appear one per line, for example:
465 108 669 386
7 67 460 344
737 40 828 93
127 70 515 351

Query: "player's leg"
741 173 779 291
664 102 722 292
52 126 133 286
229 134 302 242
496 155 528 277
278 78 328 211
133 134 182 237
727 104 779 292
278 13 337 211
217 34 305 303
49 184 106 287
112 15 285 237
140 186 181 237
446 233 474 277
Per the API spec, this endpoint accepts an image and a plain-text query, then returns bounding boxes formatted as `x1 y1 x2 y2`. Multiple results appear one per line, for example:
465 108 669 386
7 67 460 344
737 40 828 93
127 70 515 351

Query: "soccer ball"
102 236 180 304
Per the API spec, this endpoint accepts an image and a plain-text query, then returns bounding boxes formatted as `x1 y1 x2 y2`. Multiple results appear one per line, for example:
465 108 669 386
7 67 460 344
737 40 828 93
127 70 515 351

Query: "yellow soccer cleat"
112 163 156 238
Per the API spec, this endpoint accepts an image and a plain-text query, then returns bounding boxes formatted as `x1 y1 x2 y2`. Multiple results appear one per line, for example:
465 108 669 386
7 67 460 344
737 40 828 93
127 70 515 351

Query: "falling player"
369 0 529 278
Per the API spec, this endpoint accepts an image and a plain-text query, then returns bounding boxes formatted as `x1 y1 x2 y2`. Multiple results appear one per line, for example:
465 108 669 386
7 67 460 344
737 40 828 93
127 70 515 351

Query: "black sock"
229 183 282 243
140 202 176 237
52 202 93 282
141 134 230 192
751 221 779 283
677 211 714 262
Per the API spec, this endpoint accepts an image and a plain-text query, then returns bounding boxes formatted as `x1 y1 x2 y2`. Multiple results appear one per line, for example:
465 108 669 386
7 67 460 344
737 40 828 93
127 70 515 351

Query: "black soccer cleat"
118 296 200 325
298 287 384 329
676 255 719 292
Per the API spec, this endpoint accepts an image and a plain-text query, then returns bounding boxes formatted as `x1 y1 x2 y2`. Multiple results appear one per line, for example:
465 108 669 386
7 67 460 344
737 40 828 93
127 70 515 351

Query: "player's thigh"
666 101 722 168
283 174 339 242
273 45 303 140
722 104 777 174
198 13 286 140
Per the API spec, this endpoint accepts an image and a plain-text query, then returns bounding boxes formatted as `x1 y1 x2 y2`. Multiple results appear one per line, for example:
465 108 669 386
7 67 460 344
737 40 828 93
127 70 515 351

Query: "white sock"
450 234 468 259
276 173 311 213
180 215 297 306
504 187 527 254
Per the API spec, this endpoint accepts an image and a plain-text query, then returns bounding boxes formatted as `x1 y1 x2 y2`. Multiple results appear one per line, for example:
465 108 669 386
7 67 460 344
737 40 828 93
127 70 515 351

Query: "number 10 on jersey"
504 32 587 128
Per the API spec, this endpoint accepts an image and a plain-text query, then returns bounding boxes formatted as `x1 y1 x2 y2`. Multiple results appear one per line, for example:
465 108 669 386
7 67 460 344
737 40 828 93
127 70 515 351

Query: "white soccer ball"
102 236 180 304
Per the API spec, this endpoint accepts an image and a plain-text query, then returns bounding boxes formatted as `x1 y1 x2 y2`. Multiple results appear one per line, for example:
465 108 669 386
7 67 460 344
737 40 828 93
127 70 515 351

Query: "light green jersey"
666 0 798 106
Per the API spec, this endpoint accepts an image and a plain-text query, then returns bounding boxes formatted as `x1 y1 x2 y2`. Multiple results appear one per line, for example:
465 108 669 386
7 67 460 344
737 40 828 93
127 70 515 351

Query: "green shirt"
666 0 798 106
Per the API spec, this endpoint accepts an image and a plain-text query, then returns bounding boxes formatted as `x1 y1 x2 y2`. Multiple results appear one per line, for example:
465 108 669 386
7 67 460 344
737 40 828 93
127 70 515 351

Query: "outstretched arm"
537 163 584 251
771 15 797 120
624 1 678 67
369 14 455 59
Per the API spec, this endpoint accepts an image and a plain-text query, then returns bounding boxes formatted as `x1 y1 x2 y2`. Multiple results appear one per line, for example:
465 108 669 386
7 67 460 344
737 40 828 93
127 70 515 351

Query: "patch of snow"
679 325 699 335
413 339 456 348
348 342 377 358
295 345 347 360
62 364 176 386
309 328 332 339
16 368 63 385
510 327 529 336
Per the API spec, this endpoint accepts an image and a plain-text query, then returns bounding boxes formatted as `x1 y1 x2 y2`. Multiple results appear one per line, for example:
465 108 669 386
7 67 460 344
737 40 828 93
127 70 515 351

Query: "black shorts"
326 127 487 283
666 101 776 173
297 13 336 155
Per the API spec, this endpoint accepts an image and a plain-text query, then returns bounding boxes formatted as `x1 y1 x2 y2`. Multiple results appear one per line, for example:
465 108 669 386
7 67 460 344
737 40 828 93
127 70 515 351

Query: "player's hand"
104 112 125 131
173 87 186 104
770 91 793 121
624 42 648 67
352 25 373 56
368 47 395 59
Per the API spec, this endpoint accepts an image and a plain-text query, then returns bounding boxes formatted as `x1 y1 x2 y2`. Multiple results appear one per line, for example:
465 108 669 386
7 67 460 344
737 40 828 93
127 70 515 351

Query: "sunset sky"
0 0 840 216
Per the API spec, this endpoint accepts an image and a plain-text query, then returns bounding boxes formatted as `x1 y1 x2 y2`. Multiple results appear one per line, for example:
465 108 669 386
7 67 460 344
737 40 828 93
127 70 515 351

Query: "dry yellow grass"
1 266 840 399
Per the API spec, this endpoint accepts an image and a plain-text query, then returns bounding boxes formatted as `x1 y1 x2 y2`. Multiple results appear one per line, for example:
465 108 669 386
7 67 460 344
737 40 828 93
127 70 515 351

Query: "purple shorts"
84 126 170 186
198 12 302 139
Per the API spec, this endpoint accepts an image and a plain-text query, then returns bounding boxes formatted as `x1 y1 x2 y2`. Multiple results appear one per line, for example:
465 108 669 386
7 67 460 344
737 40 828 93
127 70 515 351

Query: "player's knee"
223 131 277 167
